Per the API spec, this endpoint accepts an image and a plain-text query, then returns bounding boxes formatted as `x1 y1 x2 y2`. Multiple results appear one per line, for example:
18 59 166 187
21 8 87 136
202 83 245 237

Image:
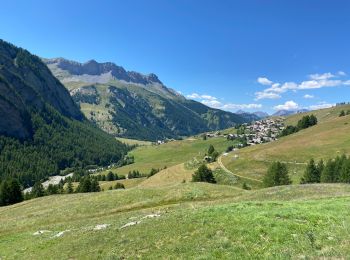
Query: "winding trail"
217 154 263 183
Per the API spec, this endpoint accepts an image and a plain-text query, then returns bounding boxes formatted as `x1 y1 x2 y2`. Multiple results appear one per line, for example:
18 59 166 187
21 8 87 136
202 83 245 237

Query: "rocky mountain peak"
44 58 162 85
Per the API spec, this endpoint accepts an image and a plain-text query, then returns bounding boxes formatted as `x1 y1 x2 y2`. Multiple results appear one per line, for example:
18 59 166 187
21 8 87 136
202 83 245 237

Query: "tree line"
0 106 129 187
280 114 317 137
263 154 350 187
301 155 350 184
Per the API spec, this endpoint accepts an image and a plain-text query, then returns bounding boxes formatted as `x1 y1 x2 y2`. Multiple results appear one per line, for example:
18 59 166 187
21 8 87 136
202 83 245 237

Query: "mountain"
236 110 263 120
253 111 269 118
0 39 128 186
44 58 252 141
272 110 296 116
43 58 163 85
272 109 309 117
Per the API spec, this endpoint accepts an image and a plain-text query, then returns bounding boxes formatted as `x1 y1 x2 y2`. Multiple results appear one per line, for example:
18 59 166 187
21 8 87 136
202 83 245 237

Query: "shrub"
114 183 125 189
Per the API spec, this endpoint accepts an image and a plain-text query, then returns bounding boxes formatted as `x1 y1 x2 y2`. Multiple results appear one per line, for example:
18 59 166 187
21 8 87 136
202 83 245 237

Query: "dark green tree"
263 162 291 187
301 159 320 184
192 164 216 183
309 114 318 126
90 179 101 192
66 179 74 193
334 155 347 182
31 182 45 198
321 159 335 183
148 168 159 178
340 158 350 183
316 159 324 178
106 171 115 181
339 110 346 117
46 184 59 195
77 177 92 193
208 145 215 155
0 178 23 206
114 183 125 189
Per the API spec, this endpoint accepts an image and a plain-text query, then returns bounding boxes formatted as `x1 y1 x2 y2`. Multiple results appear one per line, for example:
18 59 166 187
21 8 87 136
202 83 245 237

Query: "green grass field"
1 183 350 259
101 136 238 177
115 137 152 146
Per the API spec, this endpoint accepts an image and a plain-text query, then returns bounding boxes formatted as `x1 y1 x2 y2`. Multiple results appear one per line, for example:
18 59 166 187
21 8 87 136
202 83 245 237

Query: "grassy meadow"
1 183 350 259
100 136 238 177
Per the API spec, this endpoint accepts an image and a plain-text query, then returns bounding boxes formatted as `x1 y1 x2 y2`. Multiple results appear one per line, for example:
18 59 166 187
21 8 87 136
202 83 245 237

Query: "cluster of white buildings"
228 118 284 146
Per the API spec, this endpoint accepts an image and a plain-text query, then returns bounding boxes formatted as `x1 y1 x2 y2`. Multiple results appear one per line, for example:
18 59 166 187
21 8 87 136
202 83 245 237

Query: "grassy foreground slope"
1 183 350 259
222 112 350 184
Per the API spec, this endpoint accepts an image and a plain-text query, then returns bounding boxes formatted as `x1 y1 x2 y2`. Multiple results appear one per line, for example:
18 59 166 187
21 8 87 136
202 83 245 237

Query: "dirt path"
217 155 263 183
262 160 307 165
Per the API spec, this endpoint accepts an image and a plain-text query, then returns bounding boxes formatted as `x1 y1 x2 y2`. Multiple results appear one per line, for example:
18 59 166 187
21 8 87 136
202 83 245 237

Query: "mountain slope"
0 39 128 186
221 106 350 186
44 58 253 141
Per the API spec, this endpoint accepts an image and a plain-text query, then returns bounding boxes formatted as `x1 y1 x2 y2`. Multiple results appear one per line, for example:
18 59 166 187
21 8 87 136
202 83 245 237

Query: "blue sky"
1 0 349 113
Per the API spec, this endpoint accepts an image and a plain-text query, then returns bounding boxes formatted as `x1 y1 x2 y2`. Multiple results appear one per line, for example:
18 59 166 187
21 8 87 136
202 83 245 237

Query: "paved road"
217 155 263 183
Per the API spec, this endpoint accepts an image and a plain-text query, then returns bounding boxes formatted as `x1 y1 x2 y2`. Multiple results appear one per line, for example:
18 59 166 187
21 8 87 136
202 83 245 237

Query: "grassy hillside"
138 163 194 187
222 109 350 185
284 104 350 125
115 137 152 146
1 183 350 259
100 136 237 177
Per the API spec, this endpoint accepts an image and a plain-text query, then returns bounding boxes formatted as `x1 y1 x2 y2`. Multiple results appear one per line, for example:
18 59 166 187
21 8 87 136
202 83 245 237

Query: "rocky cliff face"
45 58 163 85
0 39 83 139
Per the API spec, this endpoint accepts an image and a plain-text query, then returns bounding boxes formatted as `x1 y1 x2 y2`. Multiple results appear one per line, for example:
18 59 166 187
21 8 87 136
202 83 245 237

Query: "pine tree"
106 171 115 181
90 179 101 192
263 162 291 187
192 164 216 183
31 182 45 198
316 159 324 179
208 145 215 155
301 159 320 184
66 179 74 193
0 178 23 206
309 115 318 126
340 157 350 183
321 159 335 183
46 184 59 195
334 155 346 182
77 177 92 193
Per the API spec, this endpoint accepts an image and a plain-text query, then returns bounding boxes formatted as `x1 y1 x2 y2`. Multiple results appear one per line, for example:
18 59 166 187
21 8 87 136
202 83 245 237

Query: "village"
207 117 285 146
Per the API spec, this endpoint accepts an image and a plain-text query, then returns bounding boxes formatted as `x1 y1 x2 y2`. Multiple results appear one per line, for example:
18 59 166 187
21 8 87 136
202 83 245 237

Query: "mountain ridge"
44 58 256 140
44 57 163 85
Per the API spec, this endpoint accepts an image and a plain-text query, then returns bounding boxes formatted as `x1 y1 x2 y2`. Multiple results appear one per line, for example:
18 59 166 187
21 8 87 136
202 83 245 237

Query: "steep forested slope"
0 39 128 186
